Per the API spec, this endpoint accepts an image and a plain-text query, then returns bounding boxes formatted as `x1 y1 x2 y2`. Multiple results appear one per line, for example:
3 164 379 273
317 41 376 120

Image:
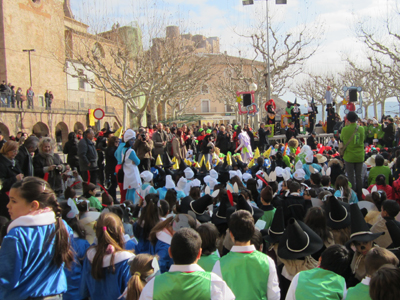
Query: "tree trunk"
123 101 128 130
149 102 158 124
381 101 386 117
321 105 325 123
373 101 378 118
162 101 167 120
364 105 369 119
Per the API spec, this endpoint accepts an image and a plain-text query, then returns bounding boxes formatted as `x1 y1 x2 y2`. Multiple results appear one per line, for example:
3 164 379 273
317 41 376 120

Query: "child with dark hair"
258 186 276 230
366 174 393 199
251 230 265 253
304 206 334 259
196 223 220 272
80 212 134 299
140 228 234 299
346 247 399 300
82 182 102 211
309 172 323 195
164 189 178 212
371 200 400 248
286 245 350 300
158 200 170 220
0 177 74 299
334 175 358 204
321 175 335 193
60 200 90 300
369 265 400 300
279 181 312 224
149 214 197 273
133 193 161 254
213 210 280 300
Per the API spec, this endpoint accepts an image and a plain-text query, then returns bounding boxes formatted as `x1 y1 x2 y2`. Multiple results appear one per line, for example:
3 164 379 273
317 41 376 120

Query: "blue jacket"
114 142 126 165
132 222 153 254
303 163 322 180
80 249 134 300
0 214 72 300
150 231 173 273
157 187 185 200
64 236 90 300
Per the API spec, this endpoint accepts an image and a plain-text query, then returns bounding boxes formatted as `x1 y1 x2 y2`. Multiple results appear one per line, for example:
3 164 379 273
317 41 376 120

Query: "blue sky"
70 0 397 103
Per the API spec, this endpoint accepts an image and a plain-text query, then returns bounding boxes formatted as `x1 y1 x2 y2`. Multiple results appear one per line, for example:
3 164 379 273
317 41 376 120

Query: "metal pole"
28 51 32 87
266 0 271 118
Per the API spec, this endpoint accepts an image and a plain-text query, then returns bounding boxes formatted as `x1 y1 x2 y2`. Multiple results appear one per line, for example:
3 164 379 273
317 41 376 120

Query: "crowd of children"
1 111 400 299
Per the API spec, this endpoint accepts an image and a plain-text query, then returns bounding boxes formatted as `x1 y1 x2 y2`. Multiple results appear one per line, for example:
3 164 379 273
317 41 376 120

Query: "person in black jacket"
278 181 312 225
63 132 79 172
307 132 318 150
215 125 231 155
308 98 318 133
77 128 98 184
15 136 39 177
105 136 119 202
286 122 298 142
382 117 395 147
258 122 271 152
33 137 66 196
0 141 23 218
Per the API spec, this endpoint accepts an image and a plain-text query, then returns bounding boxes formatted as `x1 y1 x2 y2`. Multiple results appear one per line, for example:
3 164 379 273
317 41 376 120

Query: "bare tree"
291 72 344 120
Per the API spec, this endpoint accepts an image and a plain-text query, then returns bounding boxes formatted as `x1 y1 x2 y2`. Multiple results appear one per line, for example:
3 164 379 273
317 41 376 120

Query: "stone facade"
0 0 124 145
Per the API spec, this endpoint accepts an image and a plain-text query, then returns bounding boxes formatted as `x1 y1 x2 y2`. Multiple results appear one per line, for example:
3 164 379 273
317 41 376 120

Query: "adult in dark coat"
77 128 98 184
326 104 336 134
258 122 270 152
285 123 298 142
0 141 23 218
33 137 66 196
63 132 79 172
307 132 318 150
15 136 39 177
105 136 119 202
291 101 301 130
307 98 318 134
96 129 109 186
215 126 231 155
382 117 395 147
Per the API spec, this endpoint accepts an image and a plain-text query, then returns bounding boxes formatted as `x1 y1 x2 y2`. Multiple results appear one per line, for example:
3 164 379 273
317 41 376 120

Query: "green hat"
206 129 212 134
199 128 204 133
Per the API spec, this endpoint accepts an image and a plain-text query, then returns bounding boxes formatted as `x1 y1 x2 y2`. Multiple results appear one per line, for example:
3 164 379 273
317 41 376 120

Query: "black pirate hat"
347 203 384 244
324 196 351 230
212 191 233 226
278 218 324 259
264 206 285 245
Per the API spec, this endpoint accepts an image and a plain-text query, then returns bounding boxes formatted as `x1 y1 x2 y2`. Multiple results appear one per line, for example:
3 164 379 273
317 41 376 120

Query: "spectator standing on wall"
26 87 34 109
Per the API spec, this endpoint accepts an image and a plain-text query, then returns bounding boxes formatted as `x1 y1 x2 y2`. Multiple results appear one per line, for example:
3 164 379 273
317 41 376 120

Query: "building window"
201 84 209 94
226 105 234 112
78 70 85 90
201 100 210 113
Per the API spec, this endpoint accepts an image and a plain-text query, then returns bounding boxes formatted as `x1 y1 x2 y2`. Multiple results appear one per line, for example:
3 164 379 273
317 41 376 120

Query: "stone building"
0 0 124 145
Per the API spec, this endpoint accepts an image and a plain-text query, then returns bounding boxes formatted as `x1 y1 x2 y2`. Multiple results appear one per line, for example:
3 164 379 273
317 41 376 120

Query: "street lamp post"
243 0 286 121
22 49 35 87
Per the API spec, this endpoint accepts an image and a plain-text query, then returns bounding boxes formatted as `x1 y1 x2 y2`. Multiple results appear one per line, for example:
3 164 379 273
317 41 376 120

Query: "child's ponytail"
91 212 126 280
126 254 155 300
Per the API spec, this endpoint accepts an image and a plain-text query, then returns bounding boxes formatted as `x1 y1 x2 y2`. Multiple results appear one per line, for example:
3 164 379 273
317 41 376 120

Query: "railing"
0 100 117 115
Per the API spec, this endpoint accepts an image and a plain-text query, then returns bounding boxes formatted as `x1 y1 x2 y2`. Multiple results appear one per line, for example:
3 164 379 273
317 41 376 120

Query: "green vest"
198 252 219 272
260 208 276 230
346 282 371 300
220 250 269 300
377 124 385 139
153 271 211 300
366 124 374 138
295 268 345 300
